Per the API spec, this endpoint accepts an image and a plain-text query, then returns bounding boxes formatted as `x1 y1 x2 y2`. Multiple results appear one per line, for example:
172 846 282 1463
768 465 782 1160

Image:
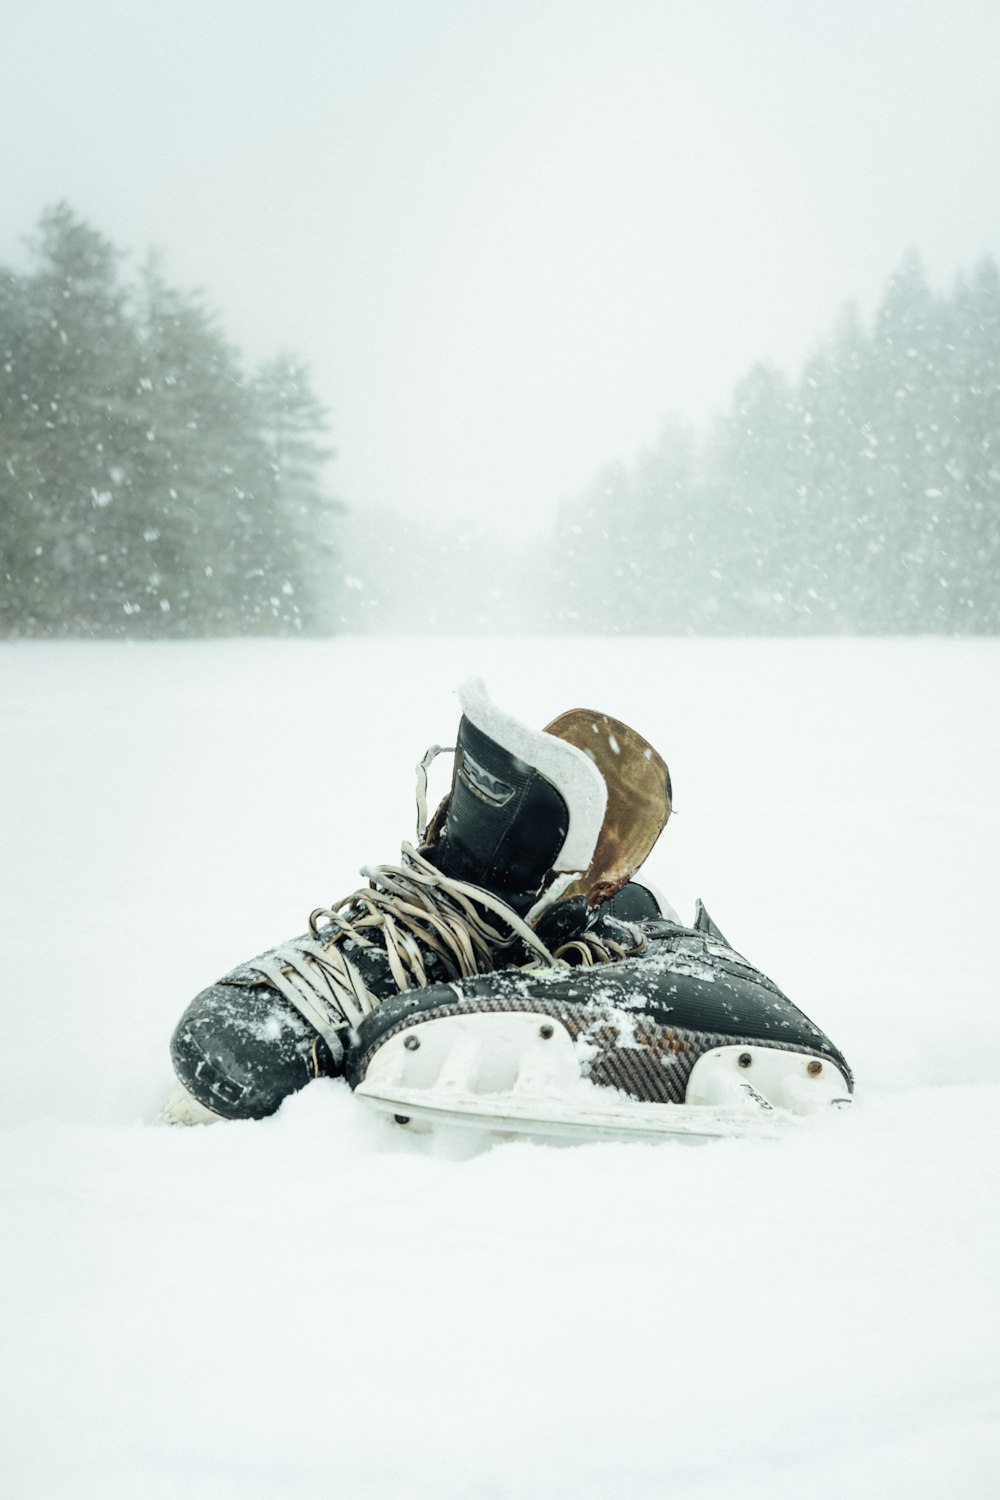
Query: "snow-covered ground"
2 636 998 1499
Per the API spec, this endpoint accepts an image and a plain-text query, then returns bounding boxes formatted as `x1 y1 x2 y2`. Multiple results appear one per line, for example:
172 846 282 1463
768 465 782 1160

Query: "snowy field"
2 635 999 1500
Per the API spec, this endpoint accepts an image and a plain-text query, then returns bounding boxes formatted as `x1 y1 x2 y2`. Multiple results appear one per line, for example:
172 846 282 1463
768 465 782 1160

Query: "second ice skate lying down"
166 680 852 1141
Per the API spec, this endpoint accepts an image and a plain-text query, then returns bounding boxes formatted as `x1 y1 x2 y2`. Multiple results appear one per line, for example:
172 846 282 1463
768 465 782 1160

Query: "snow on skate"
167 681 852 1140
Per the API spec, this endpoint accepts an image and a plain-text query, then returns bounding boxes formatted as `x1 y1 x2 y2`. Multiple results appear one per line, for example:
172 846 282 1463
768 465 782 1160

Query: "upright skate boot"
344 705 854 1142
166 680 668 1123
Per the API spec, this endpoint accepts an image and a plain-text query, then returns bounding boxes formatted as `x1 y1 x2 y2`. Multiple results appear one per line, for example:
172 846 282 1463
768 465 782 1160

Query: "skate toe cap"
169 979 339 1120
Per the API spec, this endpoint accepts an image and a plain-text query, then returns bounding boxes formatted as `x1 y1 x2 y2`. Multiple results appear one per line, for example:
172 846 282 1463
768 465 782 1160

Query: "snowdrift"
2 636 998 1499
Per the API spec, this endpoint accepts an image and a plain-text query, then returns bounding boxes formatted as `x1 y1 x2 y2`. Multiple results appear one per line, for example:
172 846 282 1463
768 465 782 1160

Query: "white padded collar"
458 678 607 875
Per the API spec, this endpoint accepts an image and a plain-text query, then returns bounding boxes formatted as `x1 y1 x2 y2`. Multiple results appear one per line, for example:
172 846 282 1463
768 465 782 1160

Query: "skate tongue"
424 680 607 918
543 708 671 907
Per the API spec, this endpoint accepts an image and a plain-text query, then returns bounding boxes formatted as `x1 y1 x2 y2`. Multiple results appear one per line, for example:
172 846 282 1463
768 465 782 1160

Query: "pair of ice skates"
167 682 852 1142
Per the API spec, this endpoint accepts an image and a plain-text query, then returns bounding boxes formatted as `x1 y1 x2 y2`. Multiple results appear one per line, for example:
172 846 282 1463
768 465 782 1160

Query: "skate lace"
253 741 648 1058
549 930 646 967
252 842 563 1057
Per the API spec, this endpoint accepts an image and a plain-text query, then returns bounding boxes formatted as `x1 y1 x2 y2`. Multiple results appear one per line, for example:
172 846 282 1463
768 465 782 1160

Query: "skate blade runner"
166 680 853 1142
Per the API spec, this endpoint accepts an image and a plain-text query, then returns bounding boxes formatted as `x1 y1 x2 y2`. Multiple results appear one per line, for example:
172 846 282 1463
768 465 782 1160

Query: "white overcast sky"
4 0 999 533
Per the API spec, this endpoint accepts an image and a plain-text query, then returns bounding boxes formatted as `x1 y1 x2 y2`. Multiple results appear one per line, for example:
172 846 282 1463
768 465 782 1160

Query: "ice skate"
347 894 854 1143
167 680 668 1122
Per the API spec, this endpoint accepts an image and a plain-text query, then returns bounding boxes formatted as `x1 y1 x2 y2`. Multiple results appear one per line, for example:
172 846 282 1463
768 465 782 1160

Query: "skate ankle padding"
544 709 671 907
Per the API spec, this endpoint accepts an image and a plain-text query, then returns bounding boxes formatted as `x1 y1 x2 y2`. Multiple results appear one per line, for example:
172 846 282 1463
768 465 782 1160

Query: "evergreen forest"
1 205 337 637
550 252 1000 633
3 206 999 637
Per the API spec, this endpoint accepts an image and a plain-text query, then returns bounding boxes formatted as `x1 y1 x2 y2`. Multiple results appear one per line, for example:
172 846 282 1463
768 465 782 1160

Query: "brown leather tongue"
543 709 672 907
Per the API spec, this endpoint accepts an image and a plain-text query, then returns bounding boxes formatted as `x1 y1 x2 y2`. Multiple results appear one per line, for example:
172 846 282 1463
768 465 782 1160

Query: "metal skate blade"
354 1082 789 1142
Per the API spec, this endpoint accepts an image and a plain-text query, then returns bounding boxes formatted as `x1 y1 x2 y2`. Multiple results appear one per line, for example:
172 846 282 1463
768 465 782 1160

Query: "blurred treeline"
338 250 1000 636
3 206 999 638
0 205 338 636
544 252 1000 634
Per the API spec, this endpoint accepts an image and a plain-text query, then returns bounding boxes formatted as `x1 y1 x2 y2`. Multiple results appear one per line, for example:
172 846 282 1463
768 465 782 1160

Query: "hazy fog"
5 0 1000 538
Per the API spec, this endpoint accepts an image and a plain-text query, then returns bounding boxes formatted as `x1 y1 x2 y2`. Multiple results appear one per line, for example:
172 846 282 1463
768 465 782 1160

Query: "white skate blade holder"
354 1012 852 1144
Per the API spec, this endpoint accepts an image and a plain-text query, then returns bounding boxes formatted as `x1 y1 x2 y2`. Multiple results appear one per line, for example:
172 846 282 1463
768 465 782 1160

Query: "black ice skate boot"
335 707 854 1144
167 680 663 1124
346 894 855 1145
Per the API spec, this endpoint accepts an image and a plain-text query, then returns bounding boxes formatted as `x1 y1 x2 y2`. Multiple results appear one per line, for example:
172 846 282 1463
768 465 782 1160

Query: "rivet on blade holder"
404 1035 421 1051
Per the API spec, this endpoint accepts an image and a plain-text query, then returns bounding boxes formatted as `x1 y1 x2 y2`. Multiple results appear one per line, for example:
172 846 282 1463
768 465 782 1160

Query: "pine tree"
625 420 700 632
253 356 340 633
702 362 804 632
1 205 140 633
864 251 944 628
941 258 1000 630
551 248 1000 637
131 259 284 634
1 205 339 637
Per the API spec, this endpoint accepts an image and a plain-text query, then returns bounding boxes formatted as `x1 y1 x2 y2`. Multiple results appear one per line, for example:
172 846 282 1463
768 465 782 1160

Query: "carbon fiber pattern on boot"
347 990 830 1106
